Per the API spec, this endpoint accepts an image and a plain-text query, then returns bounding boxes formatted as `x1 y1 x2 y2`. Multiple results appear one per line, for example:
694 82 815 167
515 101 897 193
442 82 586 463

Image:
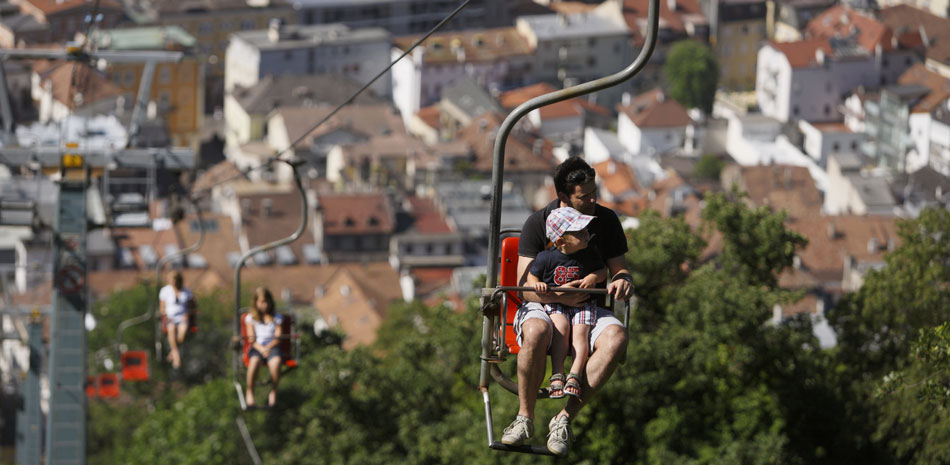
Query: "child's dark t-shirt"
530 247 605 288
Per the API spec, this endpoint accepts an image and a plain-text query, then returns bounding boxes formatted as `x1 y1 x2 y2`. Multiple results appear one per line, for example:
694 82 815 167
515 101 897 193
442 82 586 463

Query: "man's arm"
605 255 633 300
517 254 586 306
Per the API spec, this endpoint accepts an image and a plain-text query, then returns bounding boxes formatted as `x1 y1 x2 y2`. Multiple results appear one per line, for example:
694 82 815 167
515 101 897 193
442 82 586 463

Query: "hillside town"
1 0 949 457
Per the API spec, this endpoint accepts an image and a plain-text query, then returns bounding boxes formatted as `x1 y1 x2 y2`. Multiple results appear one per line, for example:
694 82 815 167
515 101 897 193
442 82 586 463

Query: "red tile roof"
622 0 708 46
805 5 893 52
34 60 125 108
617 88 692 128
897 63 950 114
319 192 395 235
879 5 950 65
769 38 832 68
415 105 441 129
457 112 556 173
500 82 610 120
407 196 453 234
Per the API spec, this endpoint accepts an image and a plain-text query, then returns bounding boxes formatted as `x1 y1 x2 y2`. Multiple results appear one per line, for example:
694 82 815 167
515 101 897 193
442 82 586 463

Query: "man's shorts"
513 301 623 352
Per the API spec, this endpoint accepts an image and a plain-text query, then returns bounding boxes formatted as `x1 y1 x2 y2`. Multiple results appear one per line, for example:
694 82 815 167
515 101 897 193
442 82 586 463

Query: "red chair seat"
499 236 522 354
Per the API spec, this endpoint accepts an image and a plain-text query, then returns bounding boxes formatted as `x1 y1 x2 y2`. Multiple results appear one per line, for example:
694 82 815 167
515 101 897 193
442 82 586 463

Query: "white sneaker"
547 414 574 457
500 415 534 445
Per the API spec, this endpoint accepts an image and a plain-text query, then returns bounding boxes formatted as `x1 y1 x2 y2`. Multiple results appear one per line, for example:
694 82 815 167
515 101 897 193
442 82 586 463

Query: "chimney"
867 237 878 254
827 221 837 239
268 18 282 43
262 198 272 217
667 0 676 11
815 48 825 66
621 92 632 106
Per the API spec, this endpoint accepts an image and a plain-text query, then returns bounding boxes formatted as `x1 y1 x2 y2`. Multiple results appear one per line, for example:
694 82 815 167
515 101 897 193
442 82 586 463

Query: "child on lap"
525 207 606 398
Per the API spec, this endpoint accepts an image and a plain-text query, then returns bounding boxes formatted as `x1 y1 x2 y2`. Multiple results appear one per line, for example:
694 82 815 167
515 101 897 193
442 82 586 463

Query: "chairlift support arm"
232 160 308 411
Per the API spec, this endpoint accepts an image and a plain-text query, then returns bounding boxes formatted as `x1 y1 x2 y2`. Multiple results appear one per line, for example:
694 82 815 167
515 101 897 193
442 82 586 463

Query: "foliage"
701 191 808 288
694 154 725 181
664 40 719 114
84 204 950 465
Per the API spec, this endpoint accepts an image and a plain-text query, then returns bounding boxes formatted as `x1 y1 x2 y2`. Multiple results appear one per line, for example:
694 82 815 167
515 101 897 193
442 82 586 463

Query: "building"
313 192 396 263
878 0 950 19
824 152 899 215
499 82 611 143
616 0 710 91
616 88 694 156
864 65 950 172
797 120 866 168
2 0 123 45
223 73 381 148
390 27 533 120
93 26 204 149
879 5 950 79
702 0 768 90
126 0 297 109
765 0 835 42
30 61 127 123
292 0 512 36
516 4 634 103
225 22 392 97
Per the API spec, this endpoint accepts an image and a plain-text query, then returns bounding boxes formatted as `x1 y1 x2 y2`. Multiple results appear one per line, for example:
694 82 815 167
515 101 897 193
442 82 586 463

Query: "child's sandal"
548 373 566 399
564 373 582 398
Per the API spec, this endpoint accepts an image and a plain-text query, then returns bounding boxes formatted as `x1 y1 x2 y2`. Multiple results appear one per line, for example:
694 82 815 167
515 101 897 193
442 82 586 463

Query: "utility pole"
16 310 44 465
45 157 89 465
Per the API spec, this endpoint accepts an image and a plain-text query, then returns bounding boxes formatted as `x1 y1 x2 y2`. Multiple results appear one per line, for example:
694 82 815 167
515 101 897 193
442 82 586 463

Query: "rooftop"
233 23 390 51
233 74 381 115
519 11 629 41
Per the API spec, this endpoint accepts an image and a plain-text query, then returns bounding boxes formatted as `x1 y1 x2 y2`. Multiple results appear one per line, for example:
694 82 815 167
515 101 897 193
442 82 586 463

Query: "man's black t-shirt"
519 200 628 261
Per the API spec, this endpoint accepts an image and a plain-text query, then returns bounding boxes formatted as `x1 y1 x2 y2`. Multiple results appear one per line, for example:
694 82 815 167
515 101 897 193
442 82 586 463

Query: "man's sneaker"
500 415 534 445
547 414 574 457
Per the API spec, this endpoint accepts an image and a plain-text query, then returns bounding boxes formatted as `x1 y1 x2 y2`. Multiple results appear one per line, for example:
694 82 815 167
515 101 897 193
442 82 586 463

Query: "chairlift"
115 193 206 381
97 373 120 399
231 160 308 411
239 308 301 370
475 0 660 455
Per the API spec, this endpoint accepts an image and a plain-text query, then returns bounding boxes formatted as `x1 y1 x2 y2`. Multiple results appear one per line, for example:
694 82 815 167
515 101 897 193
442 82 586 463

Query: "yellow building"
130 0 296 110
95 26 204 149
709 0 768 90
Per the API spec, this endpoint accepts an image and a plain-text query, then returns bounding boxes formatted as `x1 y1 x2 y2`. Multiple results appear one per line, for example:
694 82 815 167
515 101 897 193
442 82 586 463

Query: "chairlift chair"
476 0 660 454
239 309 301 371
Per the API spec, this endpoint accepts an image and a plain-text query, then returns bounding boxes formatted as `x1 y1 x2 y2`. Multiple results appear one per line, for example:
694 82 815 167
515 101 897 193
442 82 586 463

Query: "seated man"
500 156 633 456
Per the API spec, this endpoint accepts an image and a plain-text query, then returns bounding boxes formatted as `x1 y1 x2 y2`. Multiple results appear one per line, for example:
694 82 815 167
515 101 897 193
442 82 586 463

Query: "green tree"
694 154 725 181
664 40 719 114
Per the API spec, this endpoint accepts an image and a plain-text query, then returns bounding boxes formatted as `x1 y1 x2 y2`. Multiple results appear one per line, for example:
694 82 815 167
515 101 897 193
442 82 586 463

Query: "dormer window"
368 217 379 226
344 217 356 227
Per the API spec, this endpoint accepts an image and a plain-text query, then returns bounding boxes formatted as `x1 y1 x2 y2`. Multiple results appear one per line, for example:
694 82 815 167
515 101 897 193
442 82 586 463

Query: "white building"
616 89 693 156
224 21 391 97
515 5 633 101
292 0 512 35
756 39 880 123
798 120 867 168
824 152 899 215
390 27 533 120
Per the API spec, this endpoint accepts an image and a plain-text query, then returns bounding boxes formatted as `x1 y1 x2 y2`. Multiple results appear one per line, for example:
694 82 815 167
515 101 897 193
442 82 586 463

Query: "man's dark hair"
553 156 596 196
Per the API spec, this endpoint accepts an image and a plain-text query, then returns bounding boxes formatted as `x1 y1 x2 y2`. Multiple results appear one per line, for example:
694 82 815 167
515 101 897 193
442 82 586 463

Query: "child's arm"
526 271 549 294
578 267 608 289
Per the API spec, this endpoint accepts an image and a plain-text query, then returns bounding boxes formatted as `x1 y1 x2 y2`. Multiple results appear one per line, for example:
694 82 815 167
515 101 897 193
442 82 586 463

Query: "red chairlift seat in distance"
121 350 149 381
86 376 97 398
98 373 120 399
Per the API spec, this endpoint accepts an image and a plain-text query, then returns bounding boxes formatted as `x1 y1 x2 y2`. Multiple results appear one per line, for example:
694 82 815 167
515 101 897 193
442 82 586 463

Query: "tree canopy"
84 204 950 464
664 40 719 114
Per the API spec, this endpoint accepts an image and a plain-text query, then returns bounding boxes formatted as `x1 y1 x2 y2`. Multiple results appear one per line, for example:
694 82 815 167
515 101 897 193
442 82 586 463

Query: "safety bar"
232 160 307 411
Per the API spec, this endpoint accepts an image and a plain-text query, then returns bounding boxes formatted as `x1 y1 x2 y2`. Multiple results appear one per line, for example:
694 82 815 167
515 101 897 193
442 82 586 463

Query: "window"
824 104 831 115
159 66 171 84
832 142 840 151
792 105 800 116
124 70 135 86
198 22 213 34
587 56 596 67
284 50 293 61
588 37 597 47
241 19 255 30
